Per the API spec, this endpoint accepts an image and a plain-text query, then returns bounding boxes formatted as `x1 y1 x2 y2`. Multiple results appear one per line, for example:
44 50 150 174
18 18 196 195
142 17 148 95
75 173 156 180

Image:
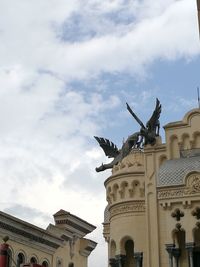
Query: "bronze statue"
94 98 161 172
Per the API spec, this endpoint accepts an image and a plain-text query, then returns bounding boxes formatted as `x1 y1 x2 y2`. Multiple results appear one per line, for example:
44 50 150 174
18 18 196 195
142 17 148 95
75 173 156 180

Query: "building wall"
104 108 200 267
0 210 97 267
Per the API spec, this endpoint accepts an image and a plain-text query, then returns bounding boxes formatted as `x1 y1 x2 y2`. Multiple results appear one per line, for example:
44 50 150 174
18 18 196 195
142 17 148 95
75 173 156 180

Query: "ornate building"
103 108 200 267
0 209 97 267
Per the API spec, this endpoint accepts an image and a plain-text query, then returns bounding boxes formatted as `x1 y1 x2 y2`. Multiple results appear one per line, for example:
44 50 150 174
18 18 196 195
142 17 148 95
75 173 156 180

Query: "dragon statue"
94 98 161 172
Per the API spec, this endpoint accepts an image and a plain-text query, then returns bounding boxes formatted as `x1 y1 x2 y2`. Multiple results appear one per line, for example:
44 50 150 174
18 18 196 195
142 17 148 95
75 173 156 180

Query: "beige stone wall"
0 233 88 267
0 235 53 267
53 241 87 267
164 109 200 160
104 152 146 265
0 209 96 267
104 109 200 267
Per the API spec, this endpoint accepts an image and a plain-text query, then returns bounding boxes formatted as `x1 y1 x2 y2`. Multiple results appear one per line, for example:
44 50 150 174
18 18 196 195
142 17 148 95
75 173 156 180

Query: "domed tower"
94 99 162 267
103 150 146 267
96 103 200 267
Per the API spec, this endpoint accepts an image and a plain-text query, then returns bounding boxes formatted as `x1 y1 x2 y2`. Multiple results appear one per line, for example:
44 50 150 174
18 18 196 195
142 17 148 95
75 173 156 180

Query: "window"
42 261 49 267
7 249 12 267
56 258 62 267
17 253 25 267
30 257 37 264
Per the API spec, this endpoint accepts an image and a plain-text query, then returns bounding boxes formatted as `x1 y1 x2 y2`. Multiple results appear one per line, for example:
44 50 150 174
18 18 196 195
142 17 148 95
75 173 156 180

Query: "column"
0 243 9 267
186 242 195 267
134 252 143 267
115 255 126 267
172 248 181 267
165 244 175 267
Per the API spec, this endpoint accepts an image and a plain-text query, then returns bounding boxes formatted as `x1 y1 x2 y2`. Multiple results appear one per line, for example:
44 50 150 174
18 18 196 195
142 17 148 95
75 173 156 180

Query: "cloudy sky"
0 0 199 266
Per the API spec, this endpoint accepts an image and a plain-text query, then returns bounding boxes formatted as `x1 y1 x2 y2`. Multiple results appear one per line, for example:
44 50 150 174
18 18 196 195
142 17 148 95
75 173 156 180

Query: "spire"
197 0 200 38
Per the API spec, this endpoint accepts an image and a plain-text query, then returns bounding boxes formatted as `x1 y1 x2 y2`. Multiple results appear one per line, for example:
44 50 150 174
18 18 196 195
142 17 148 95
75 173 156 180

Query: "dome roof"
157 155 200 187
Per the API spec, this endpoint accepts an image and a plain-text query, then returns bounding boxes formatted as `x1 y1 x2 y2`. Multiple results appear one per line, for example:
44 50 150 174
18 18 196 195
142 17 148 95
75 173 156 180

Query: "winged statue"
94 98 161 172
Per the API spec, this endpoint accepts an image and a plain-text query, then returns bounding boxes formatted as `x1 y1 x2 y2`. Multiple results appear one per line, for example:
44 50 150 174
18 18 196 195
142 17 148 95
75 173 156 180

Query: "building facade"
103 108 200 267
0 209 97 267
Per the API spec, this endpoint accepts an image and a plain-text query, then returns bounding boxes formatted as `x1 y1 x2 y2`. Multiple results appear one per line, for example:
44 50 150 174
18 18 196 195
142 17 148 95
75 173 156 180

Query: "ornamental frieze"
109 201 145 218
158 173 200 200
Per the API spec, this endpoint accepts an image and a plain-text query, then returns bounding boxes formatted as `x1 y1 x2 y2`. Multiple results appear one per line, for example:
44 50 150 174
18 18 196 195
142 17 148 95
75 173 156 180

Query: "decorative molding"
160 200 193 210
112 151 144 174
0 221 60 249
158 173 200 200
191 207 200 220
186 174 200 193
69 235 78 259
79 240 97 257
109 201 145 218
106 179 145 204
103 223 110 242
171 209 184 221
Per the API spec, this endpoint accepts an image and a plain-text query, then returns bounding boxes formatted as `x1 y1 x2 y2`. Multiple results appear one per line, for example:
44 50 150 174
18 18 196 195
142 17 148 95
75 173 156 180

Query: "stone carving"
192 207 200 219
171 209 184 221
158 173 200 200
174 223 184 232
103 224 110 242
107 179 145 204
140 183 145 197
94 99 161 172
112 151 144 174
109 201 145 218
186 174 200 194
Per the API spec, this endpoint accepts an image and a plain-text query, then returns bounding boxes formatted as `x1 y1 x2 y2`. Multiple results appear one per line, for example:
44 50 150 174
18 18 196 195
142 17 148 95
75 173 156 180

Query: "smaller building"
0 209 97 267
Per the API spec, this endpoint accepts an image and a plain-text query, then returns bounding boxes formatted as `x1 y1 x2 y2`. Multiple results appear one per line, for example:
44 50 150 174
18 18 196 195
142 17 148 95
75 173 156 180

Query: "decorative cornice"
79 239 97 257
109 201 145 218
103 223 110 242
0 221 60 249
158 173 200 200
54 209 96 237
56 219 93 235
104 172 144 187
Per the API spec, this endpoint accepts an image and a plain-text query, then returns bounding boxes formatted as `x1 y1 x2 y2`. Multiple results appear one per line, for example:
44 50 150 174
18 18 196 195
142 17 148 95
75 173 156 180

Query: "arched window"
172 224 186 267
68 263 74 267
7 249 13 267
17 253 25 267
42 261 49 267
30 257 37 264
57 258 62 267
125 240 134 267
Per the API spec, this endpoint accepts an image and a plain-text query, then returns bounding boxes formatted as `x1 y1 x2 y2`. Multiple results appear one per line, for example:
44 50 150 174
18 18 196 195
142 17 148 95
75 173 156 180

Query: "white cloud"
0 0 199 80
0 1 199 266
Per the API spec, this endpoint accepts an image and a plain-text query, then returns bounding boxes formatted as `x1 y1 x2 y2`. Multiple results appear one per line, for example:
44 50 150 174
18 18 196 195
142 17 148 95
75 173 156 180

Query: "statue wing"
94 136 120 158
146 98 161 131
126 103 146 129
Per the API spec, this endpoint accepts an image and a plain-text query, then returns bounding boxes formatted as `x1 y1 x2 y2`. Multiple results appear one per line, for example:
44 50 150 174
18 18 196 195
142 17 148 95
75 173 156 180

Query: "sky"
0 0 199 267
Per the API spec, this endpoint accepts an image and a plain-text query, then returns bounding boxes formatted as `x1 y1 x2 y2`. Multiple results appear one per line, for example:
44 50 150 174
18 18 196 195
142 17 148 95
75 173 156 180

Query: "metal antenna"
197 87 200 109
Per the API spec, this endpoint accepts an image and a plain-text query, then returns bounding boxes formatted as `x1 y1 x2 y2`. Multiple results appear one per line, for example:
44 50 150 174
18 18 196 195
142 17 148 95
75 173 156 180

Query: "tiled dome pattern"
157 156 200 187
